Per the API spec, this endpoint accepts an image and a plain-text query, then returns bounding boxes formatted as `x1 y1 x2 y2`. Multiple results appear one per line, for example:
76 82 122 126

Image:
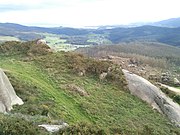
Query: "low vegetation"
0 40 51 56
76 42 180 83
0 113 47 135
0 36 19 42
0 41 180 134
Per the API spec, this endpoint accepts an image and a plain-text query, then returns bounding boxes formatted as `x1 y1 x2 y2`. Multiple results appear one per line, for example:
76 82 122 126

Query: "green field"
42 33 79 51
87 34 112 45
0 36 19 41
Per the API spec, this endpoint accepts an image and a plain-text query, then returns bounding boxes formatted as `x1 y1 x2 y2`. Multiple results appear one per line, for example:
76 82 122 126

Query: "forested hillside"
1 23 180 47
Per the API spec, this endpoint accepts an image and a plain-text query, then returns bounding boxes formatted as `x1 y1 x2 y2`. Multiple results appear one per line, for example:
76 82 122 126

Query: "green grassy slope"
0 41 180 134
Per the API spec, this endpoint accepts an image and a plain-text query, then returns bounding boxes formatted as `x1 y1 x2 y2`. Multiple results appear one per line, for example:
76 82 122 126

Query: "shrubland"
0 41 179 134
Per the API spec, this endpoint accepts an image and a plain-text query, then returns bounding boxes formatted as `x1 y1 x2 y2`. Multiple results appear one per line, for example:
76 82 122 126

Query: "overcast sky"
0 0 180 27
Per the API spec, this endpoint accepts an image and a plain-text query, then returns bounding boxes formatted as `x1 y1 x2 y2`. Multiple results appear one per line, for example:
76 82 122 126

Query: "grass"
0 57 89 123
43 33 96 51
42 33 77 51
175 87 180 89
43 33 66 44
0 36 20 41
87 34 112 45
0 43 180 134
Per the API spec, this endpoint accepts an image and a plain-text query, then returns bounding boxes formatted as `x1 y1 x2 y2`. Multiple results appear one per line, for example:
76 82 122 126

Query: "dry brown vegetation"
76 42 180 67
76 42 180 82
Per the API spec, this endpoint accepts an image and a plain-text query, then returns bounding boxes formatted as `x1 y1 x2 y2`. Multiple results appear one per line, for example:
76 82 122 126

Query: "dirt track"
159 83 180 95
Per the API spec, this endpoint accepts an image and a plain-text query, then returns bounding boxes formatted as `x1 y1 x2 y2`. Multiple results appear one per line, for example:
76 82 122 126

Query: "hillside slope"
152 17 180 28
0 41 180 134
95 26 180 46
76 42 180 66
1 23 180 47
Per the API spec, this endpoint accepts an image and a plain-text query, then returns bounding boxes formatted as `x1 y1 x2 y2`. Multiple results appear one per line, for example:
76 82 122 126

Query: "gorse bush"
65 52 127 88
0 40 51 56
56 122 107 135
0 114 47 135
65 52 110 75
106 65 127 87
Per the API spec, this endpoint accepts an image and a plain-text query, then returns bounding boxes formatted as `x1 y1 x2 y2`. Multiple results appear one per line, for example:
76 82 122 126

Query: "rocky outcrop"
0 69 23 113
38 123 68 133
99 72 108 81
122 69 180 127
67 84 89 96
36 39 47 45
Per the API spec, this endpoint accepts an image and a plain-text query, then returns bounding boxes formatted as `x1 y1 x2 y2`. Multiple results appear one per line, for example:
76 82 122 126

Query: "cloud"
0 0 87 12
0 0 61 12
0 0 180 27
0 5 34 12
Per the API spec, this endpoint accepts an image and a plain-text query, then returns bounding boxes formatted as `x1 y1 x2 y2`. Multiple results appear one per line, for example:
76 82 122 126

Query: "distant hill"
95 25 180 46
0 23 90 41
95 17 180 29
0 23 90 35
1 22 180 47
151 17 180 28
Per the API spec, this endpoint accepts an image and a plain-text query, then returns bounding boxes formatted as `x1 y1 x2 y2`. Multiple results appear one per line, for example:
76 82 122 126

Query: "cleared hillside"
76 42 180 66
0 41 180 134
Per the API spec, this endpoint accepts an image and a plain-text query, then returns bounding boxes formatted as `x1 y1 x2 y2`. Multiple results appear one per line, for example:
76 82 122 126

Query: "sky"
0 0 180 27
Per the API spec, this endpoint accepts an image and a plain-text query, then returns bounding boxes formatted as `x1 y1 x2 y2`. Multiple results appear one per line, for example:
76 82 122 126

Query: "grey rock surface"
122 69 180 127
0 69 23 113
38 123 68 133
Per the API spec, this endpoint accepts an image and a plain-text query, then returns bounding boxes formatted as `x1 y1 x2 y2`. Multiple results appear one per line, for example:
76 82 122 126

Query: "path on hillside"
159 83 180 95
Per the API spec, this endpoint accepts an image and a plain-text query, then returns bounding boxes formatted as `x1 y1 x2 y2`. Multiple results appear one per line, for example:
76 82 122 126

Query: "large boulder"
122 69 180 127
0 69 23 113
